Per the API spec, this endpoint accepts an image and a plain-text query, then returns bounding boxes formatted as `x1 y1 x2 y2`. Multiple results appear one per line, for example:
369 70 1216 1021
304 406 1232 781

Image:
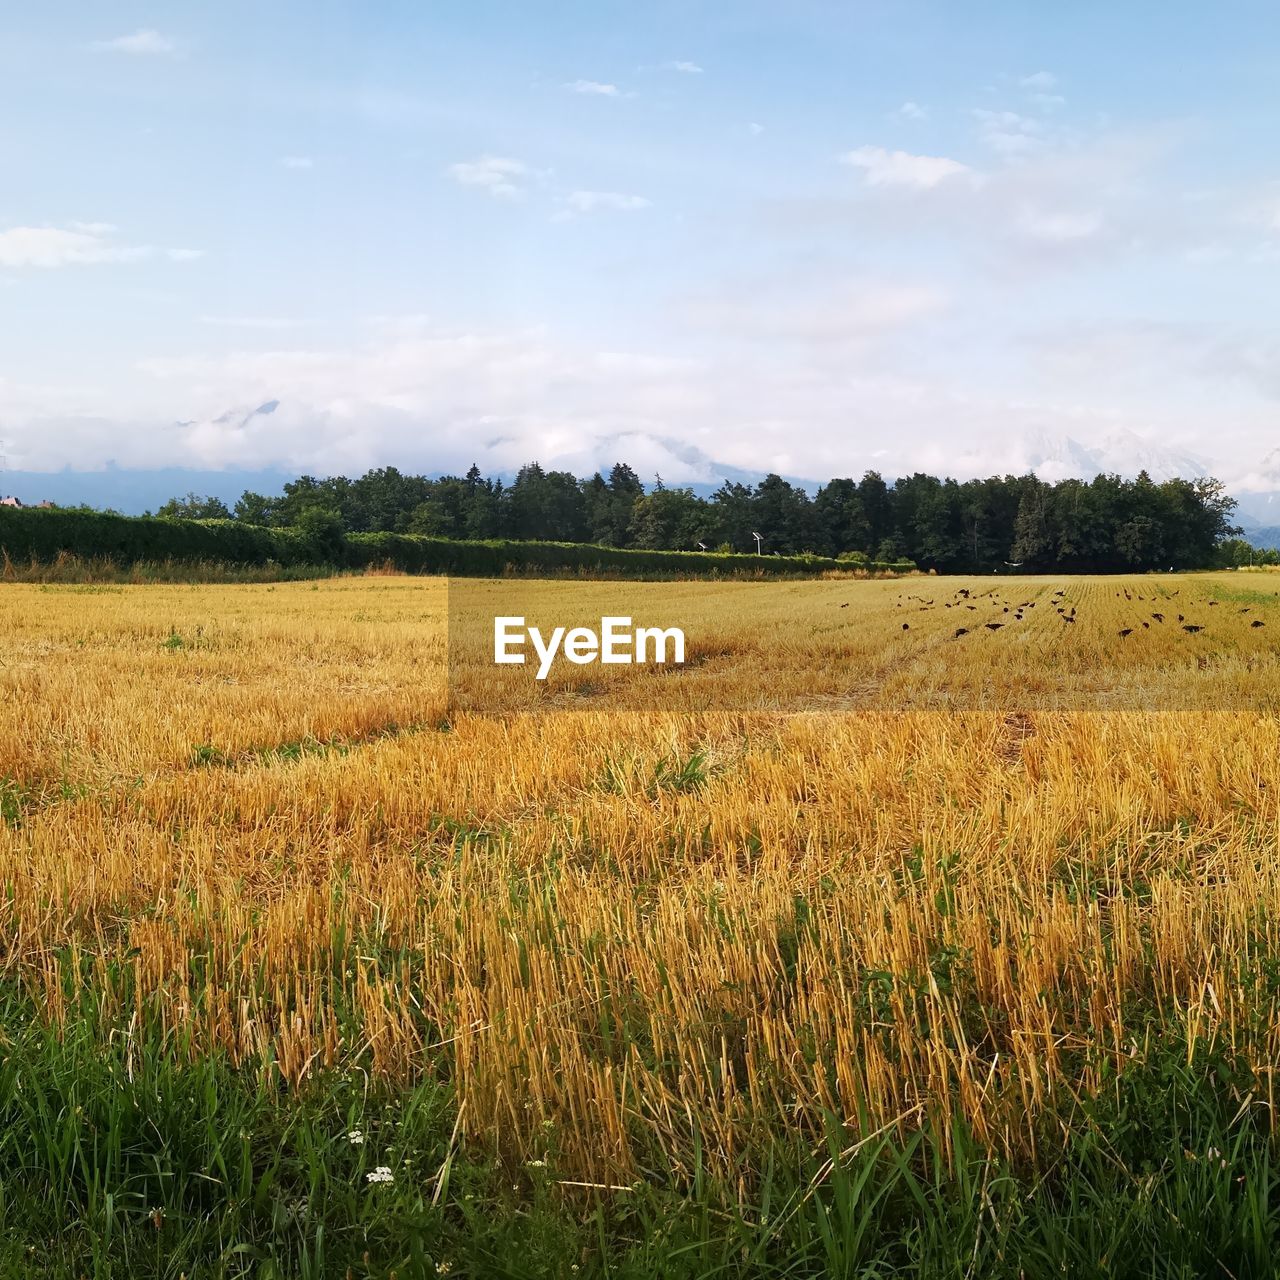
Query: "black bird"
1252 620 1266 628
1014 613 1023 620
966 605 976 611
1142 622 1149 629
1062 615 1076 624
1003 607 1009 613
902 623 910 631
954 627 969 637
1241 607 1251 613
985 622 1004 630
1208 601 1219 607
840 603 849 609
1178 614 1185 622
1152 613 1164 622
1183 624 1203 634
1118 628 1134 638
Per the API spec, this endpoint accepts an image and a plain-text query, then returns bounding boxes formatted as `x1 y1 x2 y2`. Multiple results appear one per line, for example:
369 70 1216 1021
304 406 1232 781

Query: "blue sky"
3 1 1280 496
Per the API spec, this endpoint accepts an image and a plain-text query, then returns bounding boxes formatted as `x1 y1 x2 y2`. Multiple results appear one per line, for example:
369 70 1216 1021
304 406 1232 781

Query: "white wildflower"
347 1129 365 1145
366 1166 395 1185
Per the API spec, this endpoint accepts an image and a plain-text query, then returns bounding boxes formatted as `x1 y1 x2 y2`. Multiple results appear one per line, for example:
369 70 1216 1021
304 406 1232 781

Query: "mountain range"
2 414 1278 548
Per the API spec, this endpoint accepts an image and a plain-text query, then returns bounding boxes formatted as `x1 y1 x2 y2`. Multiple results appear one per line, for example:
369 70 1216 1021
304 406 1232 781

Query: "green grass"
6 555 346 584
2 975 1280 1278
188 723 428 772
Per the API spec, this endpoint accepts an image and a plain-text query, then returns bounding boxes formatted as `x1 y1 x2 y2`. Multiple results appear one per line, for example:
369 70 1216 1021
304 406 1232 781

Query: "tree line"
155 462 1245 573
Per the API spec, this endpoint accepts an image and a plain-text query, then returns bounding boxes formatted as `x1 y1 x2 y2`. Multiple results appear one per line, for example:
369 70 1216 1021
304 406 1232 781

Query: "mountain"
0 465 295 513
0 415 1270 527
1228 509 1280 550
1243 525 1280 551
1018 429 1209 485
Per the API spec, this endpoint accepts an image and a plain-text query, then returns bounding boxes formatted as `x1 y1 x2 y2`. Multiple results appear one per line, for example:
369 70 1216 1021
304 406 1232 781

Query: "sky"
3 0 1280 499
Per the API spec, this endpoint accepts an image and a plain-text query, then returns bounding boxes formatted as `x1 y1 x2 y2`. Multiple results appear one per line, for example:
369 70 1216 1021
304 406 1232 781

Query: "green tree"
813 479 870 556
294 506 347 562
157 492 231 520
628 488 711 549
1011 477 1053 567
233 491 279 525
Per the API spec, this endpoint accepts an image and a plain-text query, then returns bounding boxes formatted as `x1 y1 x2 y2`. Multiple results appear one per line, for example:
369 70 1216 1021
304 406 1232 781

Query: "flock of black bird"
870 584 1270 642
1109 585 1266 640
889 585 1075 639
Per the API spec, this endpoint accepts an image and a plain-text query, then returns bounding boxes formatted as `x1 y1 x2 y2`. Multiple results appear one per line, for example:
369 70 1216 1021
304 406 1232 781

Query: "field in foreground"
2 573 1280 1278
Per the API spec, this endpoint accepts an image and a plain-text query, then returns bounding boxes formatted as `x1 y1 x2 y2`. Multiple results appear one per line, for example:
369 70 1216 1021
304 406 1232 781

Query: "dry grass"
3 572 1280 1183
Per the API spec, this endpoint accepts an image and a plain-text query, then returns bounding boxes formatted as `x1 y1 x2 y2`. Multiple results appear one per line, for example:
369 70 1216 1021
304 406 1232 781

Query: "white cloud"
973 109 1044 157
748 122 765 136
894 101 928 121
662 60 703 74
841 145 973 189
0 225 148 268
1015 207 1104 242
46 317 1231 485
281 156 313 170
686 277 948 344
1020 71 1058 90
0 225 200 268
6 298 1274 488
447 155 528 199
94 29 176 55
565 79 620 96
564 190 651 214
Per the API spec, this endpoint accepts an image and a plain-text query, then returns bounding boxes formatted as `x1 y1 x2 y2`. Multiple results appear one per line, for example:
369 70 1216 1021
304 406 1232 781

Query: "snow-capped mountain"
1017 429 1209 485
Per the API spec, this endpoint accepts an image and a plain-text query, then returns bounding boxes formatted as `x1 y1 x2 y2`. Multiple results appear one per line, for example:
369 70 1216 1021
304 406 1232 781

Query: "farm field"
3 572 1280 1277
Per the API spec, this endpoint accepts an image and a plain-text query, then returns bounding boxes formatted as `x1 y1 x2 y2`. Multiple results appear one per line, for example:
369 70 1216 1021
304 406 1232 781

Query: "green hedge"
0 508 311 567
0 507 914 579
346 532 914 577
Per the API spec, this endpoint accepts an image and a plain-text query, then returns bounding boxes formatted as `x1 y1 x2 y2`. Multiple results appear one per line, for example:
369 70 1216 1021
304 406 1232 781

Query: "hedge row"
0 507 914 579
0 508 311 567
344 532 914 577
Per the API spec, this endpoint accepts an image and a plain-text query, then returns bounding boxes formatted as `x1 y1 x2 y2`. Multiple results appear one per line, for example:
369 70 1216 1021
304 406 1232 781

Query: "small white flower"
436 1263 454 1275
347 1129 365 1145
366 1166 395 1185
527 1158 547 1168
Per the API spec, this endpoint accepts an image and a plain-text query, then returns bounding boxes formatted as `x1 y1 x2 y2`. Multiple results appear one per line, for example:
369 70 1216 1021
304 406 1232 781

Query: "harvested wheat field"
3 572 1280 1277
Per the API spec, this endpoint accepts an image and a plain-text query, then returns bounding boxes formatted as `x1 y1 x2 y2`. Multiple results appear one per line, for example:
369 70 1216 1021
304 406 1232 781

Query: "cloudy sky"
3 0 1280 493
